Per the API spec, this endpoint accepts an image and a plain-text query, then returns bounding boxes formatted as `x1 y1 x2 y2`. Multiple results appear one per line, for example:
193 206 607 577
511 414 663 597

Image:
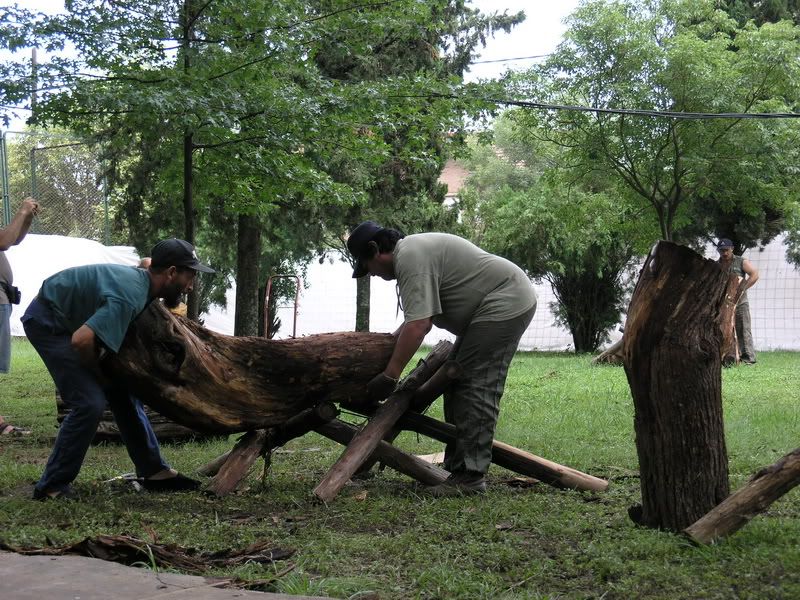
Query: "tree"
510 0 800 247
458 114 653 352
1 1 507 334
313 1 524 331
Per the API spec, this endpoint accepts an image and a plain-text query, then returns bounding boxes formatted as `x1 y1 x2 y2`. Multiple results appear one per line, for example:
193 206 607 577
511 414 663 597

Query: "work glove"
366 373 399 403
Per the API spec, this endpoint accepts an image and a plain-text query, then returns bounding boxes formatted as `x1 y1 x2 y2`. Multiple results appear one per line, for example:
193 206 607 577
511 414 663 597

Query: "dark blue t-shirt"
39 264 151 352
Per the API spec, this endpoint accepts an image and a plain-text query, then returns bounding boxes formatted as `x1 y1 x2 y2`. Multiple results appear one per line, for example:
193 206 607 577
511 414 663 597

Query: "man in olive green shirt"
347 221 537 495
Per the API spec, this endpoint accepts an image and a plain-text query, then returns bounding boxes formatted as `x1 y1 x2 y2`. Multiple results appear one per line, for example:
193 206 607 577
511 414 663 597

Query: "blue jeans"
22 298 169 494
0 303 10 373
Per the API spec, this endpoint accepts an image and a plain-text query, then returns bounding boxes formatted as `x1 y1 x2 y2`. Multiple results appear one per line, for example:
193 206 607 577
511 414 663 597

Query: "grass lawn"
1 337 799 599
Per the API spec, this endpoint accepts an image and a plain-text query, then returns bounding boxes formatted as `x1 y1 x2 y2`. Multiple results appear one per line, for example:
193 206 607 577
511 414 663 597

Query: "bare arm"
383 317 433 379
742 259 759 290
0 197 39 250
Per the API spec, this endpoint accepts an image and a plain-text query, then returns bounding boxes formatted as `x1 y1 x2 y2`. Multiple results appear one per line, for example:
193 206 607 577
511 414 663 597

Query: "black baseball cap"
347 221 384 278
716 238 734 249
150 238 215 273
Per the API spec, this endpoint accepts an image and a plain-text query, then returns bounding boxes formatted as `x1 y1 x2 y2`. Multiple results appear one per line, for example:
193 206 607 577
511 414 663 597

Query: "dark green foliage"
459 115 649 353
510 0 800 251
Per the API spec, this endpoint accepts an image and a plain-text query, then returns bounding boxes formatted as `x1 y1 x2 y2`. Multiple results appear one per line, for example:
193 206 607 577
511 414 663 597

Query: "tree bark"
355 275 370 332
623 241 730 531
684 448 800 544
234 213 261 337
106 302 395 433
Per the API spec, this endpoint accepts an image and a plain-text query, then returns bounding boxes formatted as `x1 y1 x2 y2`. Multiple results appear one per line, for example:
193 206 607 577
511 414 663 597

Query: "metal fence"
1 130 108 242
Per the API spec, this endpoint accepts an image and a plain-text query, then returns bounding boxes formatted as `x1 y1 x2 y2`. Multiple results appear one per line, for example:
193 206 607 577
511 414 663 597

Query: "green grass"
1 337 799 599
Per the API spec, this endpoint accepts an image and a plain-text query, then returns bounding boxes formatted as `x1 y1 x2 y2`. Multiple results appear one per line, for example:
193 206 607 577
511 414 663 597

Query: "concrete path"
0 551 331 600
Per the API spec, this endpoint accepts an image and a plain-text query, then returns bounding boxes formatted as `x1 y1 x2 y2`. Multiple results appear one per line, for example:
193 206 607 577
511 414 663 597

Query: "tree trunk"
234 213 261 336
355 275 370 331
106 302 395 433
684 448 800 544
623 241 730 531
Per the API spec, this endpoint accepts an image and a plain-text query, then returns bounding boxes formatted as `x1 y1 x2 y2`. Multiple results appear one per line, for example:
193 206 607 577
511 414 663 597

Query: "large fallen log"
106 302 395 433
684 448 800 545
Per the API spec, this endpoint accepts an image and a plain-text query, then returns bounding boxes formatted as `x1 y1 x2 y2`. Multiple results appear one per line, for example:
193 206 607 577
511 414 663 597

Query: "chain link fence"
1 130 108 242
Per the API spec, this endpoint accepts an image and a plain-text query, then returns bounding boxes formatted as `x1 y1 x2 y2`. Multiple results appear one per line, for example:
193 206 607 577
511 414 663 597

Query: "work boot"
425 470 487 497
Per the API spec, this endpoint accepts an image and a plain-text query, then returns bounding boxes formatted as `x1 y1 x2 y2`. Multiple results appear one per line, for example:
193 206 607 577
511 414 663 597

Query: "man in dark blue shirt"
22 238 214 500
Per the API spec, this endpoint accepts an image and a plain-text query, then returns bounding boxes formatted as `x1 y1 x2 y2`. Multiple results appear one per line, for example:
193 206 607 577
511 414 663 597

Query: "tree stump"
623 241 730 531
105 302 395 433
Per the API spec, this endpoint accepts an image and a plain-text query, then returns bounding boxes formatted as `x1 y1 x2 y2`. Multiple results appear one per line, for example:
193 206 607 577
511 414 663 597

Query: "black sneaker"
425 471 487 497
32 487 77 501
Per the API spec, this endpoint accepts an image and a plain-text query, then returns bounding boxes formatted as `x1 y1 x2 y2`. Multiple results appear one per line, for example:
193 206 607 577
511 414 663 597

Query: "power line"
421 94 800 120
471 54 550 64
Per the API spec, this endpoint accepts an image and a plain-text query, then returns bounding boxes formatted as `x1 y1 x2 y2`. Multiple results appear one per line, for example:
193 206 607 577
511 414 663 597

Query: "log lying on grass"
684 448 800 545
400 411 608 492
106 302 395 433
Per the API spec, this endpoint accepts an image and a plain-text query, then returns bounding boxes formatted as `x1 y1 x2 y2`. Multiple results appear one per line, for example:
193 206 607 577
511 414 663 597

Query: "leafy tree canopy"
507 0 800 251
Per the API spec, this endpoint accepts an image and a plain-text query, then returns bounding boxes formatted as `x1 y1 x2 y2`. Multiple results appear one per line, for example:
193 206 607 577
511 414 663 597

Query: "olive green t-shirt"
39 263 151 352
394 233 537 336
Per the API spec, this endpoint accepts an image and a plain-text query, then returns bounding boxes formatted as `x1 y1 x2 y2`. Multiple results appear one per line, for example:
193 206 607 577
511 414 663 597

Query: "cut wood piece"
312 341 453 503
720 273 742 364
200 402 340 484
315 419 449 487
623 241 730 531
399 411 608 492
355 359 462 476
411 360 462 411
592 338 624 366
416 452 446 464
106 302 396 433
684 448 800 545
198 450 231 477
207 430 269 497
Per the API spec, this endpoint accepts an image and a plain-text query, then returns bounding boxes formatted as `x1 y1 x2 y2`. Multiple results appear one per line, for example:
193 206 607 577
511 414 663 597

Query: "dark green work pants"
443 304 536 475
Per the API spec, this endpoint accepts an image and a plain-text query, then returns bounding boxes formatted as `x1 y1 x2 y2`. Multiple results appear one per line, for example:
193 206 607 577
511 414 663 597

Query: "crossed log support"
199 341 608 500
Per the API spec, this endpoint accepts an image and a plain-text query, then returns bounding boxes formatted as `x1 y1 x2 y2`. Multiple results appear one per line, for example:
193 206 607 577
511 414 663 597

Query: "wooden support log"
315 419 449 487
354 359 462 476
207 430 269 497
411 360 462 412
106 302 396 433
684 448 800 545
198 450 231 477
592 338 624 366
205 402 340 495
623 241 730 531
399 411 608 492
312 341 453 503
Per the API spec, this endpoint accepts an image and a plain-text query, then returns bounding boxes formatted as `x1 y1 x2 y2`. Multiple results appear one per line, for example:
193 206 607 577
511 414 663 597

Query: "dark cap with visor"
150 238 215 273
346 221 385 278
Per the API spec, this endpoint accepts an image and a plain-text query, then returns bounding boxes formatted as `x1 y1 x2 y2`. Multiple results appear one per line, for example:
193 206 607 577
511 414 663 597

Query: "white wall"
6 234 800 351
